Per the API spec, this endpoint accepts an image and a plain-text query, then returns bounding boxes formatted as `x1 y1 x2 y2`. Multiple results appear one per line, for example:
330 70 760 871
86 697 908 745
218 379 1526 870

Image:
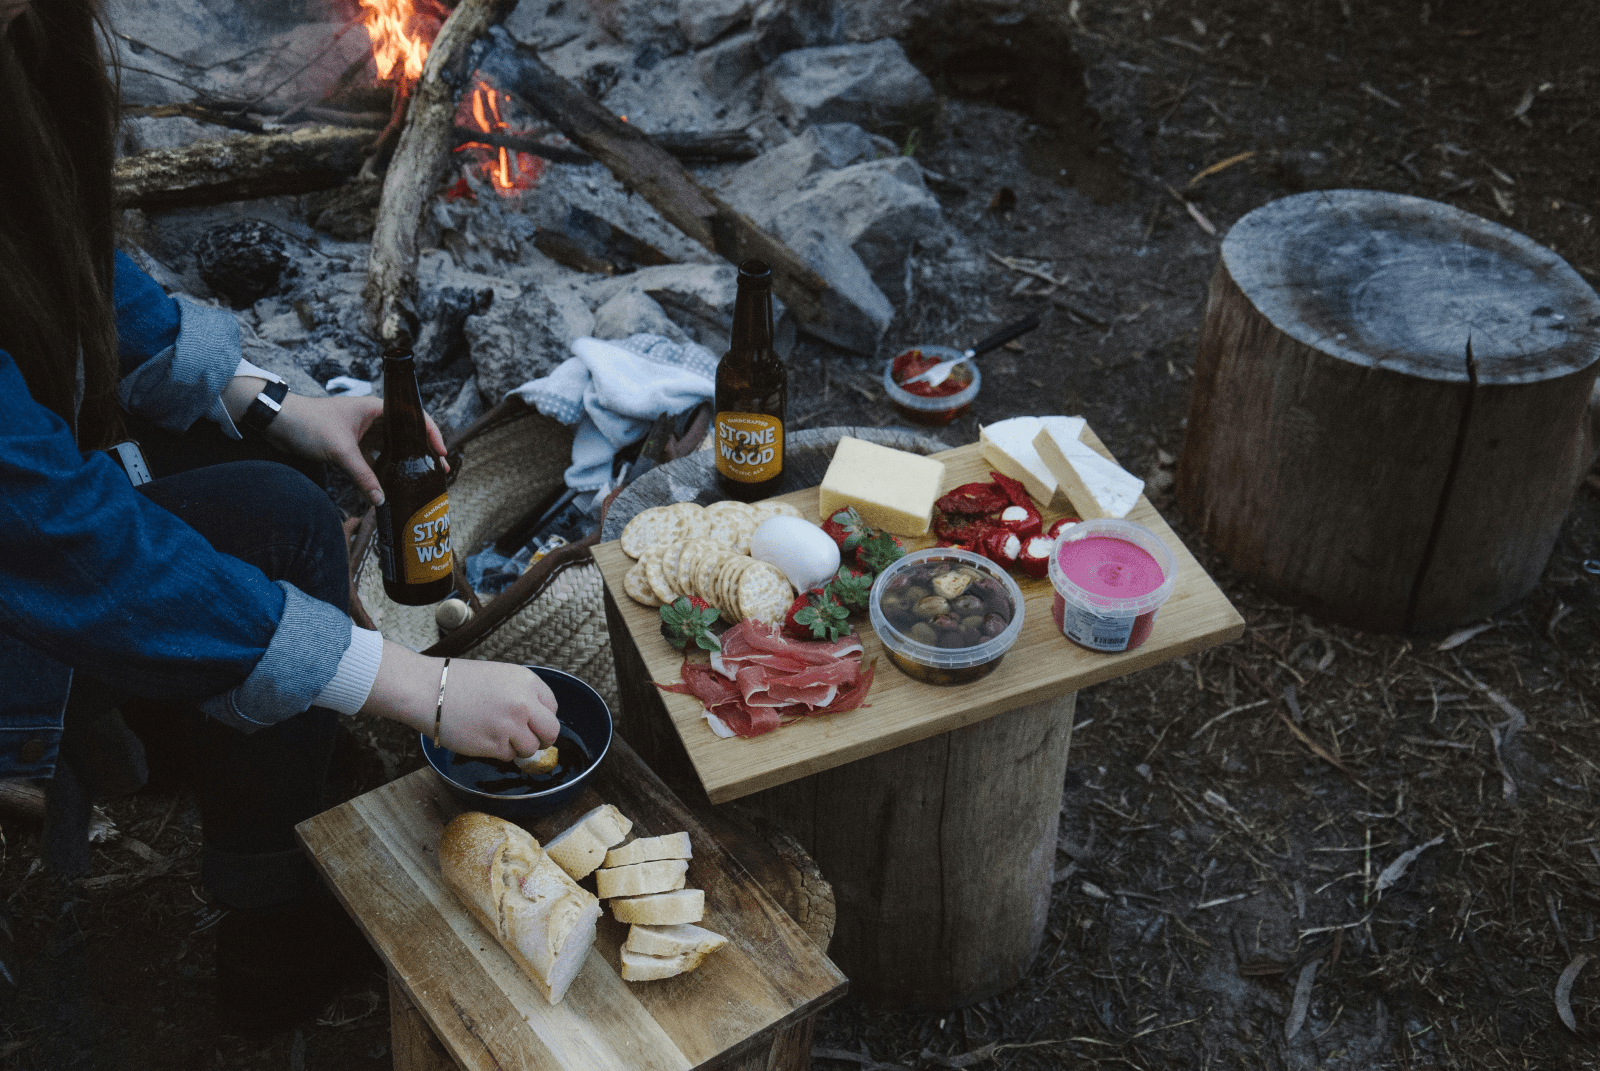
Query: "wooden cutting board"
594 430 1245 804
296 738 846 1071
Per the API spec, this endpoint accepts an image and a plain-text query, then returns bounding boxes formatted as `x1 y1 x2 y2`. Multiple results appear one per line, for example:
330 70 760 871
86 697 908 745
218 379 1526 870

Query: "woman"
0 0 559 1031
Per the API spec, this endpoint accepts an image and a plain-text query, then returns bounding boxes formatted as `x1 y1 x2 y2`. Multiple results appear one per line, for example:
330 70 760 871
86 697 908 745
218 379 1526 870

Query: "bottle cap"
737 259 773 288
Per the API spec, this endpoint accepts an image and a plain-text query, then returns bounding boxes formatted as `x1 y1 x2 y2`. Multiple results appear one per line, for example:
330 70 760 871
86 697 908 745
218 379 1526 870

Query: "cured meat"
656 622 872 737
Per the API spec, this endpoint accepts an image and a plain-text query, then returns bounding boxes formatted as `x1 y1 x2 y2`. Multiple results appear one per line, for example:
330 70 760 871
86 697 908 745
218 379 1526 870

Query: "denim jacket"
0 253 352 780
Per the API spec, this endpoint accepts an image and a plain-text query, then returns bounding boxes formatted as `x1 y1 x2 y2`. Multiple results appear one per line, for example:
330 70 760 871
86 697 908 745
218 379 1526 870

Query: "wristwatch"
240 380 290 437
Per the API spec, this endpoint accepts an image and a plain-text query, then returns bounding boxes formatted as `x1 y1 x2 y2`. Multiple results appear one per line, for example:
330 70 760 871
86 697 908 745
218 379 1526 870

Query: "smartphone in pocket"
104 440 152 486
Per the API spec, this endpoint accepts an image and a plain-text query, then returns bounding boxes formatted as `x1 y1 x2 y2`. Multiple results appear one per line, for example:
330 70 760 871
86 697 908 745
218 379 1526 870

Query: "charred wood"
112 125 371 211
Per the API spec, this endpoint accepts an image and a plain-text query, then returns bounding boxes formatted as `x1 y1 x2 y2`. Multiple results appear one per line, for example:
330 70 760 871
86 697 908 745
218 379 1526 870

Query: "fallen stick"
476 29 843 346
113 125 372 211
364 0 519 344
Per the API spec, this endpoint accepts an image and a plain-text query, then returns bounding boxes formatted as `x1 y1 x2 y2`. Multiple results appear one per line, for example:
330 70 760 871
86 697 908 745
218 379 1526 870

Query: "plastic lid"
1047 519 1177 616
869 548 1025 669
883 347 982 411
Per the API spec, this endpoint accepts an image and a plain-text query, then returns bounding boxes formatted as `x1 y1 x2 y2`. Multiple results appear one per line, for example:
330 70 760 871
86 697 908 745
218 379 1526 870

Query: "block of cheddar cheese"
979 416 1087 508
818 436 946 537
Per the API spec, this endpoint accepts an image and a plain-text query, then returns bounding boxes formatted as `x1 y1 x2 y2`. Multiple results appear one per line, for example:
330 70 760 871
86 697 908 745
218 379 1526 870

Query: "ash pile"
110 0 1025 439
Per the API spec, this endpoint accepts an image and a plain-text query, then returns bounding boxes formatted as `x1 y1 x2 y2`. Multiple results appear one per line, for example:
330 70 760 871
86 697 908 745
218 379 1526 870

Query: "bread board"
296 739 846 1071
594 429 1246 804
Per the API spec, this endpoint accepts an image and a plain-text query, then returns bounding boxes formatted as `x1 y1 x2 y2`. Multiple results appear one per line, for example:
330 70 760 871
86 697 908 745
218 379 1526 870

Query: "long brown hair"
0 0 121 448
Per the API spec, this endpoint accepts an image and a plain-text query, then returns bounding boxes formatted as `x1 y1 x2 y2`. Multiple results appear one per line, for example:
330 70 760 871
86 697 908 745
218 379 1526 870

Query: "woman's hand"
267 393 448 507
362 642 560 761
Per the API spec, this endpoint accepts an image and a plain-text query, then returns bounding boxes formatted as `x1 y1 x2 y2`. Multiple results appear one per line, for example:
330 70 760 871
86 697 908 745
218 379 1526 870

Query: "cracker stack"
620 499 801 628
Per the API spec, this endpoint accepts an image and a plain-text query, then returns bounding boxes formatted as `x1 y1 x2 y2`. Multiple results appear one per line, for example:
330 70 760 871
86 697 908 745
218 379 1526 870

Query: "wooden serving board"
296 739 846 1071
594 429 1246 805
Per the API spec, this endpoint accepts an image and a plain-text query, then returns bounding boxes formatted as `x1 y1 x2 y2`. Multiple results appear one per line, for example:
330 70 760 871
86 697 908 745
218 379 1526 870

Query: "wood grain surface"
595 432 1245 804
297 740 846 1071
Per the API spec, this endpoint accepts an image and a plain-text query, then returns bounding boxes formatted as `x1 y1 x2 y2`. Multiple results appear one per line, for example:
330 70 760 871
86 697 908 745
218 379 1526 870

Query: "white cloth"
506 334 718 492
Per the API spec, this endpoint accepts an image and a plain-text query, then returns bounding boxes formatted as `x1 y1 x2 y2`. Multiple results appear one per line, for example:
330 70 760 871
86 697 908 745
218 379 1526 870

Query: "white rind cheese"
979 416 1087 507
817 436 946 536
1032 423 1144 520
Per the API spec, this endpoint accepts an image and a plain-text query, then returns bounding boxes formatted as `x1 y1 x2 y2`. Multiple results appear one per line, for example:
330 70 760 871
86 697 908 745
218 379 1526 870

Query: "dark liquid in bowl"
445 727 593 796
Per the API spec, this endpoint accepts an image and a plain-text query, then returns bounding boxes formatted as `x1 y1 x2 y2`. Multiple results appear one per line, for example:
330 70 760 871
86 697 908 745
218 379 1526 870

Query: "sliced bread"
624 922 727 960
594 858 689 900
545 804 634 881
620 946 718 982
604 831 693 869
609 888 705 926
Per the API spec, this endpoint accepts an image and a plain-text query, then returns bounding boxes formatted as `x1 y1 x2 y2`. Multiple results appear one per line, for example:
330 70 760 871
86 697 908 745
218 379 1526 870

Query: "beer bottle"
714 259 787 502
376 343 454 605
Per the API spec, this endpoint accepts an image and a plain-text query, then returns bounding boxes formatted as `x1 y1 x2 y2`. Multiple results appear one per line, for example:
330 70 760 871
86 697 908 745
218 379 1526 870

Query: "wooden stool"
296 739 845 1071
1178 189 1600 632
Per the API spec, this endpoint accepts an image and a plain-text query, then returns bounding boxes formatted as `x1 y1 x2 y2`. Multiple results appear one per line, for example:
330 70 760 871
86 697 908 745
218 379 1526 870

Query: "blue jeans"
102 415 349 909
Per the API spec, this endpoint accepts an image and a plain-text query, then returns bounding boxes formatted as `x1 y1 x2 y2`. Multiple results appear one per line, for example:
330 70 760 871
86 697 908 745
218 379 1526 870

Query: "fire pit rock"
591 291 695 347
196 220 317 308
680 0 754 48
586 263 794 357
718 122 895 211
464 281 595 402
761 39 937 133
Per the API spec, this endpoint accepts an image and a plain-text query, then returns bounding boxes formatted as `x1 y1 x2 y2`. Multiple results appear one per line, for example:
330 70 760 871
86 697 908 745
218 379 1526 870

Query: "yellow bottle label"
715 412 783 483
401 492 453 584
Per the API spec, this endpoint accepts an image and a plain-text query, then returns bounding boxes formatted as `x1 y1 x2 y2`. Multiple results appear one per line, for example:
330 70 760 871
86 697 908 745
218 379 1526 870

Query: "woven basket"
349 397 619 711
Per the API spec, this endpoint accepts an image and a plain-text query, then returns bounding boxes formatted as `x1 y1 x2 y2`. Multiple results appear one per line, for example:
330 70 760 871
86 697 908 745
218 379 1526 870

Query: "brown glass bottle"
714 259 787 502
376 344 454 605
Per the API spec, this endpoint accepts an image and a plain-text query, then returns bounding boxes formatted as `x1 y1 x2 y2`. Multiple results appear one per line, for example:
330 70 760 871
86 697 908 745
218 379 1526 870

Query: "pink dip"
1052 536 1167 650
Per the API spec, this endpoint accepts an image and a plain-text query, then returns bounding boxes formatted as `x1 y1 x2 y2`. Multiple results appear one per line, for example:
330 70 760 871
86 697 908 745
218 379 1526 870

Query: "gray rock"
769 157 945 301
750 0 840 62
586 264 795 357
781 225 893 354
761 39 936 132
438 376 486 439
465 286 595 402
256 308 310 347
692 32 764 97
718 123 894 218
679 0 750 48
196 220 317 308
591 290 693 346
239 335 328 399
602 53 749 136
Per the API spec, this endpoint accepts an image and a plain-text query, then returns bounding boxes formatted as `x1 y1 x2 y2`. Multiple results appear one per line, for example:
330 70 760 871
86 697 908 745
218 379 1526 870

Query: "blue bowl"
421 666 613 819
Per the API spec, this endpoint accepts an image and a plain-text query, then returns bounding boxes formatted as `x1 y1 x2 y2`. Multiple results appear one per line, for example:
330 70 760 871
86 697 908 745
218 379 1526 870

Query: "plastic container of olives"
869 548 1025 685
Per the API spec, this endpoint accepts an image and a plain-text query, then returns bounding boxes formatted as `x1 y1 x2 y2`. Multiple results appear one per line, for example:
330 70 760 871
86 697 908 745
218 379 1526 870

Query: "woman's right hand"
361 641 560 762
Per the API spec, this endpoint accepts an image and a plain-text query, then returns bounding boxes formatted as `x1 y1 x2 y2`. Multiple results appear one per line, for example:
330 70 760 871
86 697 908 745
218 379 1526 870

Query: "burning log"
651 129 763 162
475 30 863 352
113 125 373 211
365 0 519 343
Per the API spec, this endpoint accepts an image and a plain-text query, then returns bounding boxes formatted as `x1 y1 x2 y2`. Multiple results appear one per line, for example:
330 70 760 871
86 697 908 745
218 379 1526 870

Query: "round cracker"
717 556 757 622
696 548 735 607
676 540 709 597
645 555 680 605
752 500 802 520
623 561 662 607
729 514 759 555
704 512 745 548
677 509 711 542
706 500 756 524
620 506 683 558
665 502 706 529
737 561 792 628
659 541 686 589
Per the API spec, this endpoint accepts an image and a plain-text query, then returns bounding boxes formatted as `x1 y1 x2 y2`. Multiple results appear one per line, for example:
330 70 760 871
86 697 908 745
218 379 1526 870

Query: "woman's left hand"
267 394 449 507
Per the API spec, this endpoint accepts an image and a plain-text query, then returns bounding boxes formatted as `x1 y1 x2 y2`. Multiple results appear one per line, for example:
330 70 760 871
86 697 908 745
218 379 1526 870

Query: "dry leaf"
1557 953 1588 1033
1375 834 1445 895
1435 622 1493 651
1285 958 1321 1040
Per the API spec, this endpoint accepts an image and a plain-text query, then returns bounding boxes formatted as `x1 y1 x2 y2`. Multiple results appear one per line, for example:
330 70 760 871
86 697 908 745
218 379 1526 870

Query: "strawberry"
826 565 874 612
854 530 907 574
821 506 874 551
660 596 721 651
997 503 1042 538
783 588 852 641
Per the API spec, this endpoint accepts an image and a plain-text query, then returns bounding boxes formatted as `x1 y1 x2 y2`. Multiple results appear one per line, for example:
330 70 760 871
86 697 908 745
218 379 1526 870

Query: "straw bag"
348 397 619 711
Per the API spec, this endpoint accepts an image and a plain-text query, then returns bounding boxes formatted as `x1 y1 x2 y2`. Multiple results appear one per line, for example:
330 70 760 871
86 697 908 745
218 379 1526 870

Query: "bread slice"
594 858 689 900
610 888 705 926
620 946 719 982
604 831 693 869
513 746 559 776
438 812 601 1005
544 804 633 881
624 923 727 960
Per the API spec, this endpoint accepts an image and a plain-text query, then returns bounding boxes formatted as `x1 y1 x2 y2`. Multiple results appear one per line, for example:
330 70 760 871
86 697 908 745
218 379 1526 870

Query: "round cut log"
1178 189 1600 632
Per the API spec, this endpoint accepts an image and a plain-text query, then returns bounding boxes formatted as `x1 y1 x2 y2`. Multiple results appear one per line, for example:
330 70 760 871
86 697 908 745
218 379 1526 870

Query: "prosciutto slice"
656 621 873 738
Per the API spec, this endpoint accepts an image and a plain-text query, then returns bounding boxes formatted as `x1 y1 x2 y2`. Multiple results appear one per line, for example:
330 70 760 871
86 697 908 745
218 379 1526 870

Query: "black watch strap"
240 380 290 437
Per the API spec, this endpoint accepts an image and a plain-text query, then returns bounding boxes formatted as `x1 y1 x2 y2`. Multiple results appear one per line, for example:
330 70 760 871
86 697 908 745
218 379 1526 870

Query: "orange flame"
452 80 547 197
360 0 432 84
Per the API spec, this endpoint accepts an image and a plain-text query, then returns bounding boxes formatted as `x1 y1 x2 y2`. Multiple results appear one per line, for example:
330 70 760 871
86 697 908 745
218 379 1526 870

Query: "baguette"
620 946 718 981
544 803 633 880
624 923 727 960
604 831 693 869
438 812 601 1005
610 888 705 926
514 746 559 776
594 858 689 900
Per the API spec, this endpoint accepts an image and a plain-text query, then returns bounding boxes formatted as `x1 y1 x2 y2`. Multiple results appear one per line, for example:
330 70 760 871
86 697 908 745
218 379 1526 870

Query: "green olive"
915 596 951 619
908 622 939 645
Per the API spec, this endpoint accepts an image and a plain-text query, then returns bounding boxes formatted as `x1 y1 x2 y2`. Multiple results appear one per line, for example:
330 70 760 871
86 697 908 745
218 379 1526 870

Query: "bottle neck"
728 283 776 363
383 355 430 454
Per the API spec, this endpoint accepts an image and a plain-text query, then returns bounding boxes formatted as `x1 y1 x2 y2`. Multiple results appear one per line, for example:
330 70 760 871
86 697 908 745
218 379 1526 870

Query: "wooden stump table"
296 738 845 1071
1178 189 1600 632
595 428 1244 1010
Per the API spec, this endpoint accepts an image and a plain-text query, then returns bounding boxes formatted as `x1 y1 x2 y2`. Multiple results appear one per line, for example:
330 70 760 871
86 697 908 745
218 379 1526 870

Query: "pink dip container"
1047 519 1177 653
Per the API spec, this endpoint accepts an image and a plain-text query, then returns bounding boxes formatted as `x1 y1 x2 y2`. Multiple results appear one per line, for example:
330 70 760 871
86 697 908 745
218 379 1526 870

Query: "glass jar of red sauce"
881 346 982 426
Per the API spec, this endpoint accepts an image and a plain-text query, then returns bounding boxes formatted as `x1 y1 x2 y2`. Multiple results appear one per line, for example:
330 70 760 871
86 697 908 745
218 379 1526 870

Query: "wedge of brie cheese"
1032 423 1144 520
979 416 1087 507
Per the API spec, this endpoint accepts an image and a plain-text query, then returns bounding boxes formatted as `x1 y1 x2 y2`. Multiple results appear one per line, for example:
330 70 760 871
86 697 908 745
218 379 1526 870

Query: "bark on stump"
1177 189 1600 633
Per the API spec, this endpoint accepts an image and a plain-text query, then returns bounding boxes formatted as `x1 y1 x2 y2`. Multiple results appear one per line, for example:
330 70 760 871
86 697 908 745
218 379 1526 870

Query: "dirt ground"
5 0 1600 1067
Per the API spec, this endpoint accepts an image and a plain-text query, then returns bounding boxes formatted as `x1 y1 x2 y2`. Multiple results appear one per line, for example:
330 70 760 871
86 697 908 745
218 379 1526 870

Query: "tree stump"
1177 190 1600 633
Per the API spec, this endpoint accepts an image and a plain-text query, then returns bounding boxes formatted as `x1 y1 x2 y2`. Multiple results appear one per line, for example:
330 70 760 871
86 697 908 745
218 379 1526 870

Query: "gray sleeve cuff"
200 582 351 732
118 297 242 432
